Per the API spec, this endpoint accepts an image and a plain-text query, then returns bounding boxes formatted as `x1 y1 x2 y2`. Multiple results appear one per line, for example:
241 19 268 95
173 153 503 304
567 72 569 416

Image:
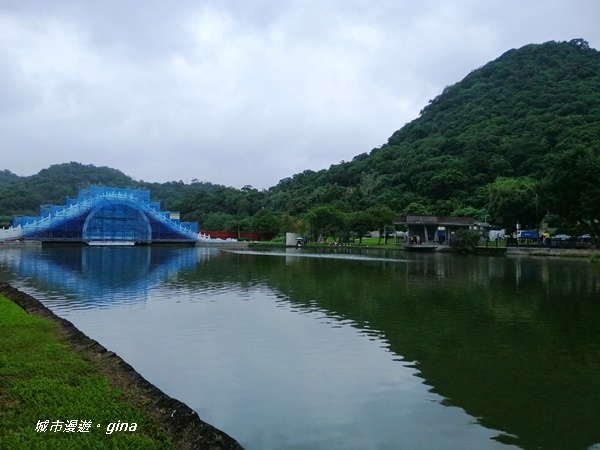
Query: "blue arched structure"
7 186 200 245
82 198 152 243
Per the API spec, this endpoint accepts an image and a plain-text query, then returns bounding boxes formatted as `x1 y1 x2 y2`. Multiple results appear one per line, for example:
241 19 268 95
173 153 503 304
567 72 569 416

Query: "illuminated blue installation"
8 186 199 244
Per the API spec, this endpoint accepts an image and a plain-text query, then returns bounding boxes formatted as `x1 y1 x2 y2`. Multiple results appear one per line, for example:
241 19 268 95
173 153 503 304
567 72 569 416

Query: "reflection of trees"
178 251 600 449
3 246 598 448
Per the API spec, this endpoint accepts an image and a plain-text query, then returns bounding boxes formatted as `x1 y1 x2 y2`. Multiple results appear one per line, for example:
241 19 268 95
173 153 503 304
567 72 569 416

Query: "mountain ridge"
2 39 599 236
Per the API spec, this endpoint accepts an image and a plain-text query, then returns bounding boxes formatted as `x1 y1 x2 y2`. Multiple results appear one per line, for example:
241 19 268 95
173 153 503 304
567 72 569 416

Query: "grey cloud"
1 0 599 188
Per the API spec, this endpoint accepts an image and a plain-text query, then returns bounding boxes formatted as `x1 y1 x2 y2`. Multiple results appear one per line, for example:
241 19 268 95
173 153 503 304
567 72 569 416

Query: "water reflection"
0 246 214 309
204 249 600 449
0 246 599 449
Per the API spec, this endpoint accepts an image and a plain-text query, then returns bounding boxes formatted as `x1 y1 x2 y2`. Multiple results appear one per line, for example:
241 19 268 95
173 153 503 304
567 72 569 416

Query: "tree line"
1 40 599 242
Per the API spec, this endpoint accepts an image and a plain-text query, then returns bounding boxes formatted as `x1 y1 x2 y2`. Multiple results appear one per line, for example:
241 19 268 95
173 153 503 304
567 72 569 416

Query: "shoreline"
505 247 600 258
0 282 244 450
1 239 597 260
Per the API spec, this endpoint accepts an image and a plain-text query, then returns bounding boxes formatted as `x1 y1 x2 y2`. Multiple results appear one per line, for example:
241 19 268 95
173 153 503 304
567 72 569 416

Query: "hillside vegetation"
1 39 599 240
264 39 600 236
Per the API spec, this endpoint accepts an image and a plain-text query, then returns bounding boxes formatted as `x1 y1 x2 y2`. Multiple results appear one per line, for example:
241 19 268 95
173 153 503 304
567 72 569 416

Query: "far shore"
505 247 600 258
1 238 598 261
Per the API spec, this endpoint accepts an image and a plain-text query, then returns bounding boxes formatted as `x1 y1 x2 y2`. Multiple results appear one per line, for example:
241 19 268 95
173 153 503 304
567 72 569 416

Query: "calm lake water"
1 245 599 450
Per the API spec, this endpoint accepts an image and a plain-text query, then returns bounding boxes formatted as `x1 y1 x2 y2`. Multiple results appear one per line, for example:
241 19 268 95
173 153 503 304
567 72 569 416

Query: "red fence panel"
200 230 264 241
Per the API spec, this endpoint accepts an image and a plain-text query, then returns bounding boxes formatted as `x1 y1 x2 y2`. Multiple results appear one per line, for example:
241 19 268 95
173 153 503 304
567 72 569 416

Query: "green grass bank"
0 284 243 450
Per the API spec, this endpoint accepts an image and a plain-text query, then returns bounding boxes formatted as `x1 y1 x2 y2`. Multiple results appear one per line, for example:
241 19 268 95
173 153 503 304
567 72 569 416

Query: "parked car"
552 234 571 240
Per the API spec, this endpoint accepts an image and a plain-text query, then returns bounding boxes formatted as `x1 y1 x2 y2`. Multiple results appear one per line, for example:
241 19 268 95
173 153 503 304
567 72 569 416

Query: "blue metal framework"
11 186 198 244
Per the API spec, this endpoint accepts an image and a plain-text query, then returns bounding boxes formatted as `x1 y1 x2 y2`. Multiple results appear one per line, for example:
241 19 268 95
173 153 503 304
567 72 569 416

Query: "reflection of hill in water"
1 247 598 448
185 250 600 450
0 246 212 309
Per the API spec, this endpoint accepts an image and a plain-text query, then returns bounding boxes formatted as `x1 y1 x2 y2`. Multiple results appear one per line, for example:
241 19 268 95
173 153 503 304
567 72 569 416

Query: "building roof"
394 215 474 226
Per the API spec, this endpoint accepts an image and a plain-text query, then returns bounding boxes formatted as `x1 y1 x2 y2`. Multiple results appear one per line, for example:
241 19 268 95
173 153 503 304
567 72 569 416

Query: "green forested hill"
265 39 600 235
0 162 241 228
0 170 20 186
1 39 599 238
0 163 137 217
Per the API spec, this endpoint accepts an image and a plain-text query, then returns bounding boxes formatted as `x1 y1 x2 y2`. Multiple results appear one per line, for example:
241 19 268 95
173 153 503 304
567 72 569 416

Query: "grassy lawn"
0 294 175 449
251 236 406 249
302 237 404 248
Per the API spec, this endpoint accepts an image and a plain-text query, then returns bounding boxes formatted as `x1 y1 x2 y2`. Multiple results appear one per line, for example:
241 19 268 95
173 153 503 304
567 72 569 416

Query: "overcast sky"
1 1 599 189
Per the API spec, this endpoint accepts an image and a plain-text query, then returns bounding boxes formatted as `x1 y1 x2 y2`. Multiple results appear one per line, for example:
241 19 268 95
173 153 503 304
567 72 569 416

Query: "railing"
136 202 198 240
2 200 93 241
396 215 474 225
22 199 92 234
0 225 23 241
2 190 202 242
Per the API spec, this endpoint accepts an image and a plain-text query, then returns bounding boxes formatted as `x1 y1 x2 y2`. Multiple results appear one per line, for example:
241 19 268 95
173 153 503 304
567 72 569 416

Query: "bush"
453 229 481 253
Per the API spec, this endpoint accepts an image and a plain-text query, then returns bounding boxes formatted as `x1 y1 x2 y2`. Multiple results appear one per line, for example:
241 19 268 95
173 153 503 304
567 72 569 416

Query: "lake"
1 245 599 449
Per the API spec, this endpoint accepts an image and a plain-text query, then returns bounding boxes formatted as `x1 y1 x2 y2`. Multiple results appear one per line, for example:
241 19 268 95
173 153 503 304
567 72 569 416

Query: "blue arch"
10 185 199 244
83 199 152 243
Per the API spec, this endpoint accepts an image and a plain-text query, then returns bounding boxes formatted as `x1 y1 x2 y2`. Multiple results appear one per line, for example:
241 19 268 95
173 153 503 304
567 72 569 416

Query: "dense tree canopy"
539 144 600 238
264 39 600 234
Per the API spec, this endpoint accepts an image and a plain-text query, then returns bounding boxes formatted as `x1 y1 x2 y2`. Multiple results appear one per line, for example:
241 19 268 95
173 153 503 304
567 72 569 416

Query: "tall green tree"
201 213 236 231
488 177 538 230
278 213 297 234
304 206 346 242
251 209 279 240
367 206 395 244
540 145 600 240
349 211 375 244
